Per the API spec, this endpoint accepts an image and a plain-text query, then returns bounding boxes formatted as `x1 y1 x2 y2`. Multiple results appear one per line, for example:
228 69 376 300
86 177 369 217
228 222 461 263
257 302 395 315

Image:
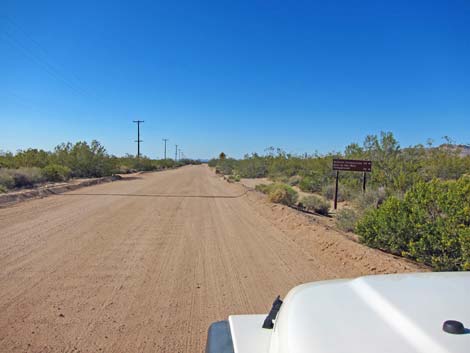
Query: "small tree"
219 152 226 160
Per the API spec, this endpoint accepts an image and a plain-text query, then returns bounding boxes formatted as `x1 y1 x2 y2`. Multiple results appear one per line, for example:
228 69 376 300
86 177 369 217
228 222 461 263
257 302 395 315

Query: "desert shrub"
287 175 301 186
271 174 289 183
267 184 298 206
211 133 470 202
322 183 355 202
237 156 268 178
357 196 410 253
460 230 470 271
353 187 387 212
41 164 71 182
11 149 52 168
8 167 44 188
255 183 271 194
208 159 218 167
116 165 131 174
0 184 7 193
13 173 33 187
227 174 241 182
299 175 323 193
322 184 335 200
336 208 360 232
133 157 158 172
0 169 15 189
256 183 298 206
356 177 470 270
215 158 236 175
299 195 330 215
152 158 172 169
0 141 198 183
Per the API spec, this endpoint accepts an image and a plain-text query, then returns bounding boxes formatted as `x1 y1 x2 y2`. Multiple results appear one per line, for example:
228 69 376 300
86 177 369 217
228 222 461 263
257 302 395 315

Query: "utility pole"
133 120 144 157
175 144 178 161
179 150 182 160
163 138 169 159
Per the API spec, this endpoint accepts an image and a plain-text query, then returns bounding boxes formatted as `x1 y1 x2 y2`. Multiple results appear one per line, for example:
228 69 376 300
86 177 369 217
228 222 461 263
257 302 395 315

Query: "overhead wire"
1 16 99 101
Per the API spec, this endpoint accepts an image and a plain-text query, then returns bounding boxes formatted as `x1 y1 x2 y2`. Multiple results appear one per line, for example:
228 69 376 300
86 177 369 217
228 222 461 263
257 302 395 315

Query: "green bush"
336 208 360 232
267 184 298 206
208 159 218 168
227 174 241 182
299 175 322 193
271 174 289 183
41 164 71 182
0 141 198 185
0 167 45 189
356 177 470 270
255 183 272 194
353 187 387 212
0 184 7 193
287 175 301 186
0 169 15 189
256 183 298 206
215 158 236 175
299 195 330 215
13 173 32 187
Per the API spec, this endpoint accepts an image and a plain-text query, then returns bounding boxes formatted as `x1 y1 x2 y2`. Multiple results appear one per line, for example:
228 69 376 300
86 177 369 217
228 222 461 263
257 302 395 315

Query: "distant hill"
439 144 470 157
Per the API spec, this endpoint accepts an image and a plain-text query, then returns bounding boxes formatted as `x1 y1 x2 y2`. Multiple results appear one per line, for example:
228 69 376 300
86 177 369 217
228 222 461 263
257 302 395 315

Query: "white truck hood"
229 272 470 353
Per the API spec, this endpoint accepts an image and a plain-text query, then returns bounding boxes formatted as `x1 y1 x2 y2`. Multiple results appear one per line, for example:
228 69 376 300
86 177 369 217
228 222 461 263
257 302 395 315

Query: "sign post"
334 171 339 210
332 159 372 210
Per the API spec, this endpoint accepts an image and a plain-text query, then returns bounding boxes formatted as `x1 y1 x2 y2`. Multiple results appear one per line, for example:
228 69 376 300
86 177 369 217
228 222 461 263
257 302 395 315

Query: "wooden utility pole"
163 138 169 159
133 120 144 157
175 144 178 161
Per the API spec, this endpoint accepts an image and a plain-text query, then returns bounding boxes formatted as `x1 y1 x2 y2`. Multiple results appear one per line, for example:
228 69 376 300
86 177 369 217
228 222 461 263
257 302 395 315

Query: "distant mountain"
439 144 470 157
459 145 470 157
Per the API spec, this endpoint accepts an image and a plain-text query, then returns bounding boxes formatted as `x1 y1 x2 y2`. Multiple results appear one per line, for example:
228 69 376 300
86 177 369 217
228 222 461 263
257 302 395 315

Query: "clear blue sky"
1 0 469 159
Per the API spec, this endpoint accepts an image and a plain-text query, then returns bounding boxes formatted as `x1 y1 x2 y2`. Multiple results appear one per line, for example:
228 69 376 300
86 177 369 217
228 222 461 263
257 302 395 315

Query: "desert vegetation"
255 183 298 206
0 140 199 192
210 132 470 270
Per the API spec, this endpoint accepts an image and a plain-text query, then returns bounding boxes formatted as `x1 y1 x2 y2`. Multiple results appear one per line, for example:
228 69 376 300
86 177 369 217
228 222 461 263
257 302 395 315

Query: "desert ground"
0 164 424 353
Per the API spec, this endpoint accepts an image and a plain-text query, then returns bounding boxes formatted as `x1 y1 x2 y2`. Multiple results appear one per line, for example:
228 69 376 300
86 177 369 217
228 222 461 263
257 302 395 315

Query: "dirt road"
0 165 423 353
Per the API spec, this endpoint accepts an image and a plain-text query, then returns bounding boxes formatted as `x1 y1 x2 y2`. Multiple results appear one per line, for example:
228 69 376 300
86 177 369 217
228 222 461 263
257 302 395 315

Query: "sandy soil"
239 177 272 189
0 165 425 353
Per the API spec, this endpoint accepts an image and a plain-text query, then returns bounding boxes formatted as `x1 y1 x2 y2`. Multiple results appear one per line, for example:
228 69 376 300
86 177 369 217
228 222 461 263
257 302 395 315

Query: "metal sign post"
332 159 372 210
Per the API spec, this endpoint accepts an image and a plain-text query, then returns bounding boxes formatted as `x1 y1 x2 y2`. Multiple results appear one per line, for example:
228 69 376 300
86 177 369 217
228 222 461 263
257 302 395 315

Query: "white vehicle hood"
229 272 470 353
270 272 469 353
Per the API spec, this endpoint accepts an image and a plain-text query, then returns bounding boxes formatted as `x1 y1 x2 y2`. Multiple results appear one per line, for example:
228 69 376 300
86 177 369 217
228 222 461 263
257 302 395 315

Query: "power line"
1 17 96 101
163 138 169 159
133 120 144 157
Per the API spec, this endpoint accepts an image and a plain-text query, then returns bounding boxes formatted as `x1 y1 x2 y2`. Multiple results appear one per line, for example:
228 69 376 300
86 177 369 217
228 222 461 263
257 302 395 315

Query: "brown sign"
332 159 372 172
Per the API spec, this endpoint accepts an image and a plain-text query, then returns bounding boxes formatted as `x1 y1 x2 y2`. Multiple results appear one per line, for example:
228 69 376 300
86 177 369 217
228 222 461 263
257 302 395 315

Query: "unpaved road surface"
0 165 424 353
